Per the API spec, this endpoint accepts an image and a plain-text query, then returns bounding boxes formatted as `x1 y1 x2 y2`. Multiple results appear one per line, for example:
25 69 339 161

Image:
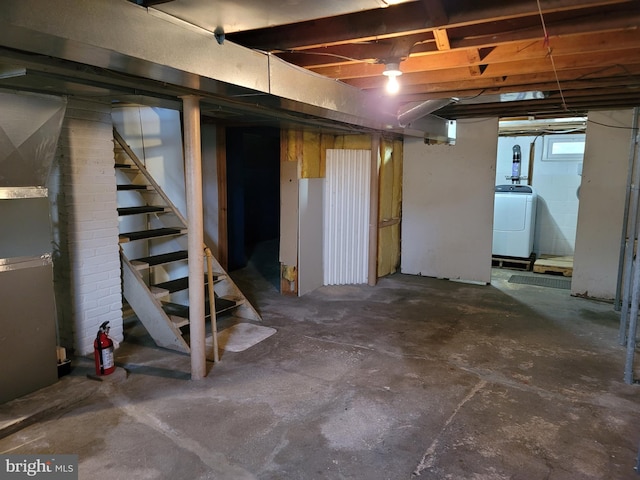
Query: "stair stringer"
114 125 262 357
121 252 190 354
205 253 261 322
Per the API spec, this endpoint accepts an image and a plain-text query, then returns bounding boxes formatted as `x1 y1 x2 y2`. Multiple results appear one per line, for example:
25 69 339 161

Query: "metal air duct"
397 98 457 127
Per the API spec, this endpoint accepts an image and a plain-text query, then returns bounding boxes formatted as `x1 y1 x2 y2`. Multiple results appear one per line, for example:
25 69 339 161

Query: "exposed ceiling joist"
2 0 639 122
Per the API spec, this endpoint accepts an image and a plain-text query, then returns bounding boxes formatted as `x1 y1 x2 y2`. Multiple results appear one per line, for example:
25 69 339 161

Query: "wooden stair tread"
115 126 262 356
149 285 169 298
168 315 190 329
118 206 168 216
154 276 191 293
115 163 138 170
153 273 225 292
119 227 186 243
131 250 189 269
117 184 151 191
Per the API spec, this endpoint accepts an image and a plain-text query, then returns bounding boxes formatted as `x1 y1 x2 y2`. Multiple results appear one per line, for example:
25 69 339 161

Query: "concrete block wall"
50 99 123 355
495 135 584 257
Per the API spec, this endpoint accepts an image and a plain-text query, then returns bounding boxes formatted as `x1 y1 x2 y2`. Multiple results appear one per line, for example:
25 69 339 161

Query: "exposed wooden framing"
280 129 300 296
379 218 401 228
222 0 637 118
276 33 435 68
216 125 228 270
368 135 381 286
433 29 451 50
311 49 479 79
377 138 402 278
342 29 640 85
398 63 640 97
346 46 640 91
416 29 640 73
229 0 631 51
449 6 639 49
301 130 322 178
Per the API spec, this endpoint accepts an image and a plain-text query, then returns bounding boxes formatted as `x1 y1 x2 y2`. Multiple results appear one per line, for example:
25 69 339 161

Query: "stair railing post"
182 95 207 380
205 247 219 363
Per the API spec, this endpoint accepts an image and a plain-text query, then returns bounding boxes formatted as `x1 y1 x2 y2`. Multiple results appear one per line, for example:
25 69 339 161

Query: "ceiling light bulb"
386 74 400 94
383 63 402 77
383 62 402 94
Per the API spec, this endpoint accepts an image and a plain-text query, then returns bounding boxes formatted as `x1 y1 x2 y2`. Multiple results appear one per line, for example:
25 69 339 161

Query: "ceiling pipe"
397 97 457 127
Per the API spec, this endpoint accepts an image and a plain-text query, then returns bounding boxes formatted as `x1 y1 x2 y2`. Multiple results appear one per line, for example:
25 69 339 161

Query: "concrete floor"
1 265 640 479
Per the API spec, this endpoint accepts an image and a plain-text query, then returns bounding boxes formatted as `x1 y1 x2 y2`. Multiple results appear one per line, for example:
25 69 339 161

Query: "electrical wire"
281 49 378 64
587 119 640 130
536 0 567 111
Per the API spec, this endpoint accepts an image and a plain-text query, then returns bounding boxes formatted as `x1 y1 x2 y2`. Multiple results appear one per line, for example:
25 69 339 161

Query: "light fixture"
383 62 402 95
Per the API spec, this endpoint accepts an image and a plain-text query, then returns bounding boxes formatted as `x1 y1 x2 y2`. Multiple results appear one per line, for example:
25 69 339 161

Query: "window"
542 134 585 161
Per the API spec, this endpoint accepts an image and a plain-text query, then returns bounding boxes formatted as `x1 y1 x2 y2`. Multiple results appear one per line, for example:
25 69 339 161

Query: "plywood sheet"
298 178 324 295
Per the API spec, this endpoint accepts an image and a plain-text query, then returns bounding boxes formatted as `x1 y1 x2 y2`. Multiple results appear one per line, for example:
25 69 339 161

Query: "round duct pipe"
397 98 457 127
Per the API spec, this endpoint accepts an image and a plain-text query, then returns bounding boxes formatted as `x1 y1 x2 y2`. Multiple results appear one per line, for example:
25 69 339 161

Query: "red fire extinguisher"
94 321 115 376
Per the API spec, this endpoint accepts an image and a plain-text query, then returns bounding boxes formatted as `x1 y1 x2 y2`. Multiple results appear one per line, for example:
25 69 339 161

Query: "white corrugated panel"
324 149 371 285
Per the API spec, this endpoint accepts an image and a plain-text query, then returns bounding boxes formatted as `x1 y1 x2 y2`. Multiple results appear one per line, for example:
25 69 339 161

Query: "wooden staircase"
113 128 261 360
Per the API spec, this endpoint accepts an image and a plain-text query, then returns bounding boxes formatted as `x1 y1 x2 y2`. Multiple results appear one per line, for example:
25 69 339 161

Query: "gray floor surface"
1 264 639 480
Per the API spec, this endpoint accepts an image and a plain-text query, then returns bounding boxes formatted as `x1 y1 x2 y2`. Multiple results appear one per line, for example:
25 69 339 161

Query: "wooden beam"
394 63 640 98
345 46 640 89
438 91 640 118
311 48 480 79
309 29 640 80
450 6 640 50
276 34 435 68
433 29 451 50
227 0 632 52
227 3 436 51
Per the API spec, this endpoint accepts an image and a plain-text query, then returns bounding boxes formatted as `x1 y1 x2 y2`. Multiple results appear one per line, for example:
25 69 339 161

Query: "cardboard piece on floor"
216 323 276 353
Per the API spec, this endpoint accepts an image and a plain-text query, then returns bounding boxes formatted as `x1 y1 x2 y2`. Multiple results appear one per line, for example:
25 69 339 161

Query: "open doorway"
491 117 587 288
226 126 281 290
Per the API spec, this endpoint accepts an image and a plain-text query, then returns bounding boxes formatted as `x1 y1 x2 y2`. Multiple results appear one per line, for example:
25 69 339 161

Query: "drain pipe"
182 94 207 380
623 109 640 384
618 106 640 345
397 98 456 127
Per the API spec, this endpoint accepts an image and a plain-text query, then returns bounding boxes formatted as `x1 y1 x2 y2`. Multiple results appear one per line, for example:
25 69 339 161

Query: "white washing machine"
492 185 537 258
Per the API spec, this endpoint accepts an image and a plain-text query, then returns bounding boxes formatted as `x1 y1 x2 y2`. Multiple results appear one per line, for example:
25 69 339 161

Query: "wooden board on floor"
492 254 535 271
533 255 573 277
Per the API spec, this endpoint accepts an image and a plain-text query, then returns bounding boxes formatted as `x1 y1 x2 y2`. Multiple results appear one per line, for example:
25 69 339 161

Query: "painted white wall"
51 99 122 354
401 118 498 283
572 109 634 300
495 134 583 256
298 178 324 295
280 161 299 268
112 106 188 302
112 106 186 218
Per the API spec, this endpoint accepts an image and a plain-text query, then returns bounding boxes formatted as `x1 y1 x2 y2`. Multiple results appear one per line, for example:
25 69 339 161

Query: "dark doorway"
226 126 280 289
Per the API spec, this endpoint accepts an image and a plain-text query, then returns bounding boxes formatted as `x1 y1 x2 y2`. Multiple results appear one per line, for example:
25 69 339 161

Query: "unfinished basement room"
1 1 640 479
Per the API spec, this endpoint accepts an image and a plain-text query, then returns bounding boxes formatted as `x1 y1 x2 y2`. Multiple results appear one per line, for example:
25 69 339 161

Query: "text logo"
1 455 78 479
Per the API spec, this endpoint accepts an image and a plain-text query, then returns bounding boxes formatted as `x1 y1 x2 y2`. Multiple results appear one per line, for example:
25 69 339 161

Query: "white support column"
182 95 206 380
